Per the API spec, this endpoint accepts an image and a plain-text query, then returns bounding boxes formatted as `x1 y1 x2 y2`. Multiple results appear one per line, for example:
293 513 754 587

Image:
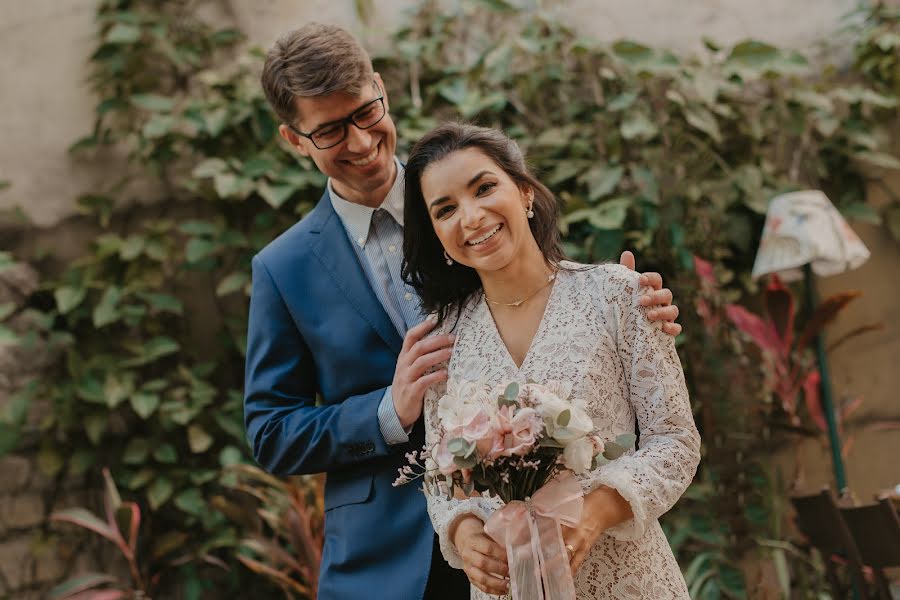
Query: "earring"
444 250 453 266
526 203 535 219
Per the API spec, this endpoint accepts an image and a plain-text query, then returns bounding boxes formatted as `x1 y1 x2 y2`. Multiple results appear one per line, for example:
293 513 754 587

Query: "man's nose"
344 125 373 154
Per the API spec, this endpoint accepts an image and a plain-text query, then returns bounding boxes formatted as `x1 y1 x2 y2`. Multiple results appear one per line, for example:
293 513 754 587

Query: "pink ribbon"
483 471 583 600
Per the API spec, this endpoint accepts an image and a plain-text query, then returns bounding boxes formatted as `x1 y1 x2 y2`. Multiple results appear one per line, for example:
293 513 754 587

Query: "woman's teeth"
349 145 379 167
467 224 502 245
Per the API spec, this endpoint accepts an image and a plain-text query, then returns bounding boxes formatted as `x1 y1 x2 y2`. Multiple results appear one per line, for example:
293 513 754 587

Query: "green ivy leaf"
188 425 214 453
142 114 176 139
123 439 150 464
580 164 624 202
105 23 141 44
92 287 122 328
0 303 13 321
131 94 175 112
138 292 183 315
185 238 219 263
219 446 243 467
216 272 250 297
258 181 296 209
154 444 178 464
147 477 174 510
0 325 19 346
174 487 205 516
130 393 160 419
620 112 658 141
84 414 107 445
54 286 87 315
119 235 146 260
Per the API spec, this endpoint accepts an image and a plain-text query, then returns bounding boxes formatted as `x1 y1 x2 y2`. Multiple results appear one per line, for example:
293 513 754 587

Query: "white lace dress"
424 263 701 599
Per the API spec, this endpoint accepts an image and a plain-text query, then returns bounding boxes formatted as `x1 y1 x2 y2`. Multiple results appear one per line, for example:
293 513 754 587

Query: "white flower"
563 436 594 474
438 380 494 430
529 385 594 445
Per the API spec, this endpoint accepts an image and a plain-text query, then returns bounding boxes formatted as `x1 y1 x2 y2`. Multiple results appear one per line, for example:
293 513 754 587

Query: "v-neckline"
479 271 561 372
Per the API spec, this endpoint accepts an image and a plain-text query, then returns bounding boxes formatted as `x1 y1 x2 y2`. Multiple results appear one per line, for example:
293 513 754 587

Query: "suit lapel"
307 193 404 354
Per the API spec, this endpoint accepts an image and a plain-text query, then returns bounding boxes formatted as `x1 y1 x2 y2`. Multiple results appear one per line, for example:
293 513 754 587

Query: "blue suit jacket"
244 191 434 598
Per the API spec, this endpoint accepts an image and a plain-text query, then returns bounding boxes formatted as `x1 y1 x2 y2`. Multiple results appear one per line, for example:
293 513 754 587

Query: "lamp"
752 190 870 493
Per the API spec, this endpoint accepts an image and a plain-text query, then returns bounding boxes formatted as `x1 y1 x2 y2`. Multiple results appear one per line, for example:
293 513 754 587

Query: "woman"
402 123 701 599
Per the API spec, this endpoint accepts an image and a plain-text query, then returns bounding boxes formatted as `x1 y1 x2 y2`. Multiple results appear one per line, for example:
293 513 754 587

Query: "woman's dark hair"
402 122 566 326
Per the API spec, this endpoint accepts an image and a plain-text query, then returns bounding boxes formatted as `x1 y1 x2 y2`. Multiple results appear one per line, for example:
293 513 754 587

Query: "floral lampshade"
751 190 871 281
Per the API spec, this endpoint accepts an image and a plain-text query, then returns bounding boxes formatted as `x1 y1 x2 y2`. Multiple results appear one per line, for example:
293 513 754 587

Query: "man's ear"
279 124 310 157
374 72 389 111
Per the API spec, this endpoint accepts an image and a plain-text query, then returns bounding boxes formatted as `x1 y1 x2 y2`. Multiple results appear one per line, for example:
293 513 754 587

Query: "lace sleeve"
422 321 502 569
584 265 701 541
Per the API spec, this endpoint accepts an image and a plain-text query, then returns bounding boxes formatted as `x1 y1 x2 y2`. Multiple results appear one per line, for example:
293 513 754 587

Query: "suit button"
365 442 375 453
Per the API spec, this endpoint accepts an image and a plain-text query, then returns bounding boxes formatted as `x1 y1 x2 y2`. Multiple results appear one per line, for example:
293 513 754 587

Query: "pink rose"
493 405 542 457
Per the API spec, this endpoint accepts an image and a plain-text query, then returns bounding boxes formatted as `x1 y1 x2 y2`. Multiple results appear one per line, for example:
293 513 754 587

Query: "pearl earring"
444 250 453 266
526 203 535 219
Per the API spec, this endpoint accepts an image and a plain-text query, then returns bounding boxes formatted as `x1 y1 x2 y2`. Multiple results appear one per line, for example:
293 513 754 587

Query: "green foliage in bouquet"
2 0 898 597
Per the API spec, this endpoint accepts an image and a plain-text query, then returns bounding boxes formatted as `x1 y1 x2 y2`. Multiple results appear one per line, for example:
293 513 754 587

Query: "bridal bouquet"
394 379 635 600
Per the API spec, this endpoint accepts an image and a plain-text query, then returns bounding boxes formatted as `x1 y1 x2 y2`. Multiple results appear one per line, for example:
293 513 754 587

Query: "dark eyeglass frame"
289 81 386 150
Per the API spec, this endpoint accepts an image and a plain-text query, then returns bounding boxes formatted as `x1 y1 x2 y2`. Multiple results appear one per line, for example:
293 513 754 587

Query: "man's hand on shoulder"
619 250 682 337
392 318 455 429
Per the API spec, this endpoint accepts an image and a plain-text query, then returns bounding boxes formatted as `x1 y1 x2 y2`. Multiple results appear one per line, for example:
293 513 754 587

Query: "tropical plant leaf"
47 573 119 600
796 291 862 350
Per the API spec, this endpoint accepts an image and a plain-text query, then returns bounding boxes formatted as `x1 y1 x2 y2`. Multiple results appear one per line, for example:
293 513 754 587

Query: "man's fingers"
648 304 678 323
402 317 437 352
410 347 452 378
619 250 636 271
407 333 455 362
663 322 682 336
413 369 448 396
642 287 673 309
638 271 663 290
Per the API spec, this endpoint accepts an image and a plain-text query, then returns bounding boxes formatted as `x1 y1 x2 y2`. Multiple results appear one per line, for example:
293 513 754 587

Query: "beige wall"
1 0 861 227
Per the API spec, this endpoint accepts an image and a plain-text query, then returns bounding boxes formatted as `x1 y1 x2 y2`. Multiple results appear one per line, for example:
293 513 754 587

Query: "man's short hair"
261 23 374 128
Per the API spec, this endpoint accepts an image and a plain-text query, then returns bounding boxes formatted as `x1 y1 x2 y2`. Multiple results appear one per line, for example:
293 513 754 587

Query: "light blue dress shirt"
329 158 424 445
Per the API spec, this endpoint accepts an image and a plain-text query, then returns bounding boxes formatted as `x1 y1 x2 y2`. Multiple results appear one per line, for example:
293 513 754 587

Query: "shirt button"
357 237 365 246
388 244 397 253
404 293 413 301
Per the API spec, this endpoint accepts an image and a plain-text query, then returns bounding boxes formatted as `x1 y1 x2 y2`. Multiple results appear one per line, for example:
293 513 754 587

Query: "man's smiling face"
280 74 398 208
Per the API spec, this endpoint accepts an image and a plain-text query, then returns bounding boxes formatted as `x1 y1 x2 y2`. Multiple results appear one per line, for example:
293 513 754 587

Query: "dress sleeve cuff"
583 460 649 542
433 497 500 569
377 386 410 445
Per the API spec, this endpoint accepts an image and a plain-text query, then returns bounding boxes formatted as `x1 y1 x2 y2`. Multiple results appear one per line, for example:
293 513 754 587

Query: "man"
244 23 682 599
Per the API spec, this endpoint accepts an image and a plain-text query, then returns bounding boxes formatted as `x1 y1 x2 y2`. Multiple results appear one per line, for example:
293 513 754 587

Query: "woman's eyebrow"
428 170 496 209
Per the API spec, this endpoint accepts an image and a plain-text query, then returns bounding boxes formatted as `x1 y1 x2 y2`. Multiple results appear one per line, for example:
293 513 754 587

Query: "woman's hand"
563 486 634 574
450 514 510 595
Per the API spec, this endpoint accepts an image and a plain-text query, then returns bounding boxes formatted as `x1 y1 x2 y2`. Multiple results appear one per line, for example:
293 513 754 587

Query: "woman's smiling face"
420 147 535 273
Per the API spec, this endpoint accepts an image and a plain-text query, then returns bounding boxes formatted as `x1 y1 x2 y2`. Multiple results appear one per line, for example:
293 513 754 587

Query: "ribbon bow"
483 471 584 600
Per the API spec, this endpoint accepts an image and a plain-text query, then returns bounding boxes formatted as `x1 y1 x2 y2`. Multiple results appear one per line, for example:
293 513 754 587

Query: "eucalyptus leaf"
602 441 626 460
504 382 519 402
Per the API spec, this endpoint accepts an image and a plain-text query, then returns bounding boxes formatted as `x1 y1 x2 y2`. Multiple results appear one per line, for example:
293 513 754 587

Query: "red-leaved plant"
48 468 149 600
694 256 890 451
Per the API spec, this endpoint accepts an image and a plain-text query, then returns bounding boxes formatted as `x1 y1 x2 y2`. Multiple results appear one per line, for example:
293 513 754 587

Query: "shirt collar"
329 157 405 248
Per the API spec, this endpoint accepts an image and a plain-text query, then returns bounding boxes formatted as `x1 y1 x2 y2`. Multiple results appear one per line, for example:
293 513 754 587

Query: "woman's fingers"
466 565 509 596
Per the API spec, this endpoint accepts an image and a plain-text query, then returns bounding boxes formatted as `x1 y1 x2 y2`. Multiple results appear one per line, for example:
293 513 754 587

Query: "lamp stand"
803 264 848 495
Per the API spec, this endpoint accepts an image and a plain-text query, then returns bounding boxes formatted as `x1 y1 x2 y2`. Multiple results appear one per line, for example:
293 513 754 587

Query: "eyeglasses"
290 81 387 150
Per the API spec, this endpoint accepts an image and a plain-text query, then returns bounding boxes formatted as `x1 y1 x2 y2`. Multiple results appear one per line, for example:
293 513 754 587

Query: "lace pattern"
423 263 700 599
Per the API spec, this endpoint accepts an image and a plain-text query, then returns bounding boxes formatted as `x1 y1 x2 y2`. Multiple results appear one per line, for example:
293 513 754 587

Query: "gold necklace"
485 272 556 307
